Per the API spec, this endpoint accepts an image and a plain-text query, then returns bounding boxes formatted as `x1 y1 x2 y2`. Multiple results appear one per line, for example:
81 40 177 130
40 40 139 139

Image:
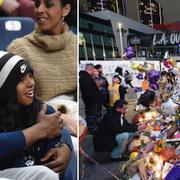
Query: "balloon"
149 78 158 84
163 51 175 69
144 62 153 72
137 64 145 72
131 63 139 70
125 46 135 59
150 83 159 90
163 59 172 69
167 58 174 66
136 73 143 80
148 69 160 90
148 69 160 81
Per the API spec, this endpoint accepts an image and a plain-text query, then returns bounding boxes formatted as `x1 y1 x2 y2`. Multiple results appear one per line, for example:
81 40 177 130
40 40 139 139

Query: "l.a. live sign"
153 33 180 46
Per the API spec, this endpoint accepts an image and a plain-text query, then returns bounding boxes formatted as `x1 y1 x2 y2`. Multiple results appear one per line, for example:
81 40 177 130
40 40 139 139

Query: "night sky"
156 0 180 23
125 0 180 24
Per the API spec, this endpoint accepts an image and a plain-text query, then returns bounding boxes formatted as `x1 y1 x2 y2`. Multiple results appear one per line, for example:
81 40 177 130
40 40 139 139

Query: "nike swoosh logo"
20 64 27 73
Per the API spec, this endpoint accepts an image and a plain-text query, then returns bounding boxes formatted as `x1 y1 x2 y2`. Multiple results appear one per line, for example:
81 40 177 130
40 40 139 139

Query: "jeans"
111 132 135 159
61 129 77 180
63 149 76 180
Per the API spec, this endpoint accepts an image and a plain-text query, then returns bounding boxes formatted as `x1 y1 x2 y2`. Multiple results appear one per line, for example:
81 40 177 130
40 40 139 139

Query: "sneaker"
110 156 129 162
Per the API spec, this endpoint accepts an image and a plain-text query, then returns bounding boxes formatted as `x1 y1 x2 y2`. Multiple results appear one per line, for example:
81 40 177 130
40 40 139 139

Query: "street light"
90 34 96 61
83 40 88 61
118 23 124 57
100 0 104 11
115 0 119 14
111 37 115 60
101 36 106 61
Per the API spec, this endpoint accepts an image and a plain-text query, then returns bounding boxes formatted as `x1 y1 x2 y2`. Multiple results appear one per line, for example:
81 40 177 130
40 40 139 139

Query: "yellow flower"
154 140 165 153
130 152 138 161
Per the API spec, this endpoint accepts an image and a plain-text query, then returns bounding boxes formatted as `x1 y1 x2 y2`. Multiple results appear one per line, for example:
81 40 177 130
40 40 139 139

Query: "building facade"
87 10 159 58
79 13 118 60
80 0 126 15
137 0 163 27
128 32 180 58
79 3 180 61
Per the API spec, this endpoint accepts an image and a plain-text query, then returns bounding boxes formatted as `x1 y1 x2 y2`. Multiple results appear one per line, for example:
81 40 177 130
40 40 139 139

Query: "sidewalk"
79 87 138 180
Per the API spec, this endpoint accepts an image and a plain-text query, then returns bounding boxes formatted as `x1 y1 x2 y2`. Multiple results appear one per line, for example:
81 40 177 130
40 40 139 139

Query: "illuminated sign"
153 33 180 46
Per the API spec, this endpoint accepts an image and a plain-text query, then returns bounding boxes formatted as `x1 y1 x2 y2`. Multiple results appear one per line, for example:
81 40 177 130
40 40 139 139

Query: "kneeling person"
93 100 144 161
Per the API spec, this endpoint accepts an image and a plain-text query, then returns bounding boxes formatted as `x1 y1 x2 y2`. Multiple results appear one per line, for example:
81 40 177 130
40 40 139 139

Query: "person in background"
114 67 126 87
92 68 100 80
134 74 143 99
92 68 104 91
108 76 121 107
94 64 109 110
166 72 174 93
124 70 133 88
0 51 75 180
17 0 35 19
79 64 102 134
160 71 168 94
0 0 19 16
119 78 127 101
0 0 35 18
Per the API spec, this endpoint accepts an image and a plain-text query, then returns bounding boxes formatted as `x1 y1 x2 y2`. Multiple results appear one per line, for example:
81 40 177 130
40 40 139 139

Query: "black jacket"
93 108 138 152
79 71 102 108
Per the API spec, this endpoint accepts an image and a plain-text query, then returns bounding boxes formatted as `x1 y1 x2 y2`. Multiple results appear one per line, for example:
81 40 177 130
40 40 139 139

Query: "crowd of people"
0 0 77 180
80 64 134 134
80 62 180 166
0 0 35 18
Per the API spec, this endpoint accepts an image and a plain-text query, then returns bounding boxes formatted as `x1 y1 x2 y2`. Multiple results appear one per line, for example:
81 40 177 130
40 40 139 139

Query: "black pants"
85 103 102 131
126 80 133 88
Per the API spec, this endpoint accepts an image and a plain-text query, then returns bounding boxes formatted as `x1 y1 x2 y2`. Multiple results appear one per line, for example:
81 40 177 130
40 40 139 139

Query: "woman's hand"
41 144 71 173
61 113 77 136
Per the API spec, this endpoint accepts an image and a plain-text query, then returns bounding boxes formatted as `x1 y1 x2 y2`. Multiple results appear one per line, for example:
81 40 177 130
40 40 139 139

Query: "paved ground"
79 87 138 180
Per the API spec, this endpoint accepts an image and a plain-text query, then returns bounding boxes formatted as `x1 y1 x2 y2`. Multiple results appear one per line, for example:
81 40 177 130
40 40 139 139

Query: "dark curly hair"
0 89 42 132
61 0 76 26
